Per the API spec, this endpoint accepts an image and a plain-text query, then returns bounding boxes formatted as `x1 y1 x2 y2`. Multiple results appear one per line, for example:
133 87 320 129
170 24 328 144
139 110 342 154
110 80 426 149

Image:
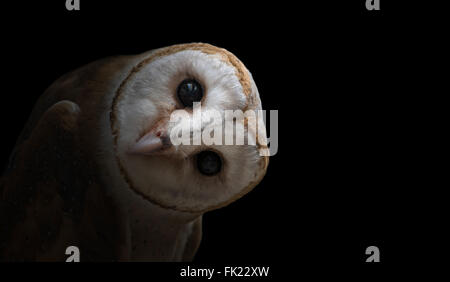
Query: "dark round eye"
196 150 222 176
177 79 203 108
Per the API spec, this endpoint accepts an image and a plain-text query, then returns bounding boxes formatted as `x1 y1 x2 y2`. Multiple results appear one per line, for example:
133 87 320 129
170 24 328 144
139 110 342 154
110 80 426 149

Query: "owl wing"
0 101 127 261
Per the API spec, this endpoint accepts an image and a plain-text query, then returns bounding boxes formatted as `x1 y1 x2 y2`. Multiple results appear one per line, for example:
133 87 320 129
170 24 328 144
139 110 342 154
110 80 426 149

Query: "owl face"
111 43 268 213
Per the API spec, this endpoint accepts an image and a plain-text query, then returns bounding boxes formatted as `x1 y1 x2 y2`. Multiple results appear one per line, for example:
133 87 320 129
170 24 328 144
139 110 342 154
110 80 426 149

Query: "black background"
0 0 438 278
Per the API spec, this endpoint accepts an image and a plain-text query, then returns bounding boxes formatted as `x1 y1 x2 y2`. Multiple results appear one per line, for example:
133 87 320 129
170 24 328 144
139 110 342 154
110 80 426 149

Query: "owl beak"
128 128 172 155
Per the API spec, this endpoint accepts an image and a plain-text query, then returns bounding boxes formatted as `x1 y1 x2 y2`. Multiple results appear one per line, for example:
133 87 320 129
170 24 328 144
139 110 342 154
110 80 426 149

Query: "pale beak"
128 120 172 155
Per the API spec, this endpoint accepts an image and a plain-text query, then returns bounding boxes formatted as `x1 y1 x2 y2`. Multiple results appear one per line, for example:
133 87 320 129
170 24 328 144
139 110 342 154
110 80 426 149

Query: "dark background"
0 0 437 277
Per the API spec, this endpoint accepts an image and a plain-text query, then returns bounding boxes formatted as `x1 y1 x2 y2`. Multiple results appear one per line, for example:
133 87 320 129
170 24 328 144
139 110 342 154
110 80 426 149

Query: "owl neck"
122 184 200 261
102 160 200 260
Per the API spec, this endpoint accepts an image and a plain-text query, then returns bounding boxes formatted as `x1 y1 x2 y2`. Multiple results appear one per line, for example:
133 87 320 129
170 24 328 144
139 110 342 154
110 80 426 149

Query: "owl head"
110 43 269 214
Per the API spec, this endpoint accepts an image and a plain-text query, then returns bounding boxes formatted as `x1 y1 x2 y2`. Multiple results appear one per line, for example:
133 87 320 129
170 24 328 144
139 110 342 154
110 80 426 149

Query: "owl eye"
177 79 203 107
196 150 222 176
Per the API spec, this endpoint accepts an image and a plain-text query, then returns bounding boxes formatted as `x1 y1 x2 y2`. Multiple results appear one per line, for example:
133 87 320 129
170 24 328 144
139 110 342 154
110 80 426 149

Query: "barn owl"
0 43 269 261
